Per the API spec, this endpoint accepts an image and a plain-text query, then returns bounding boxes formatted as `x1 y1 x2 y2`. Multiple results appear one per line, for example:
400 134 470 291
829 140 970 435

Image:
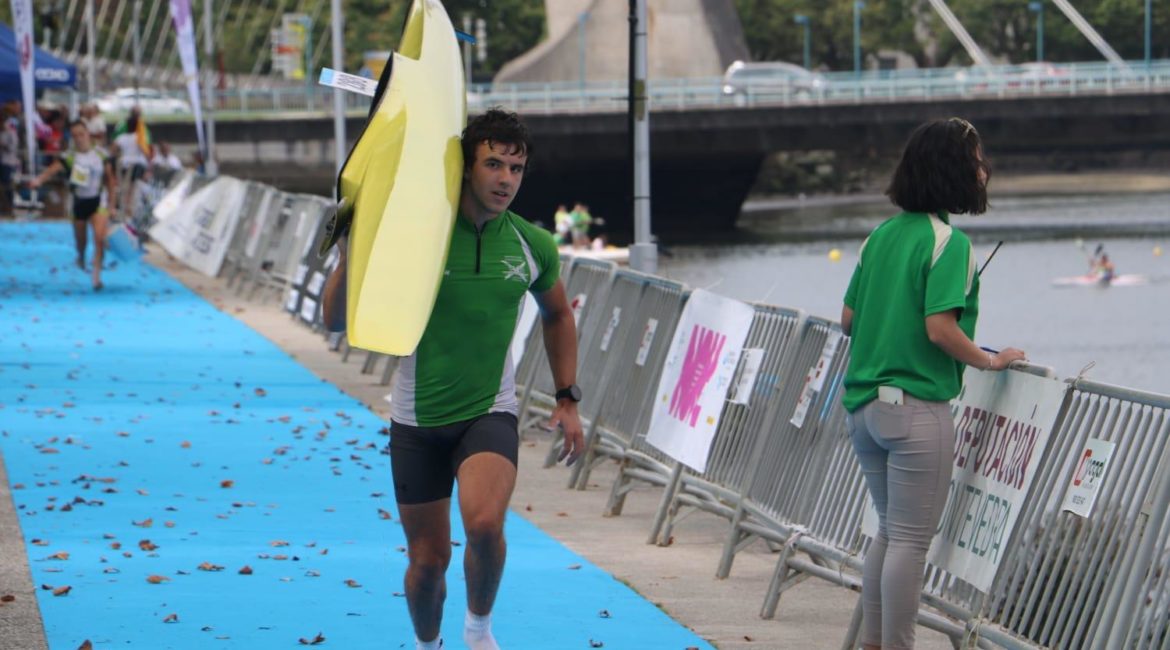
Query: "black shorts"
389 412 519 505
72 196 102 221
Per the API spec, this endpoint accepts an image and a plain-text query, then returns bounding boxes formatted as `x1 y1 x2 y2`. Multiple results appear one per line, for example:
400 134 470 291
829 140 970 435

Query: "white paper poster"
599 307 621 353
635 318 658 367
861 369 1067 592
299 296 318 323
1061 438 1116 518
284 288 299 313
729 348 765 406
645 290 754 473
570 293 587 326
149 176 247 277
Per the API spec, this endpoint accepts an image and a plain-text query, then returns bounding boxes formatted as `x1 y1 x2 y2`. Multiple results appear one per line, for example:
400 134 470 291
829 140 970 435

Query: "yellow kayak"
335 0 465 356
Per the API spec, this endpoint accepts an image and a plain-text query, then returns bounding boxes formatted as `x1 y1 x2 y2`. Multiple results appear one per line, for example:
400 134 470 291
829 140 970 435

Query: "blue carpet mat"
0 222 712 649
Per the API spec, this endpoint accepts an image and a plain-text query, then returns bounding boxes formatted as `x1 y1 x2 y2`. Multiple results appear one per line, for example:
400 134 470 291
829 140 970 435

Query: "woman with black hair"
840 118 1026 649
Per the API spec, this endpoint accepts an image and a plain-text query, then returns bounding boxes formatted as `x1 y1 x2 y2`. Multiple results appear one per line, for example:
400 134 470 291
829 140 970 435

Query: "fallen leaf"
589 640 604 648
598 610 611 618
269 540 290 547
254 388 267 397
567 564 582 570
377 509 392 520
220 480 234 489
139 540 159 551
52 585 71 596
1 595 15 602
180 441 191 449
298 632 326 645
77 641 92 650
30 538 49 546
133 518 153 528
146 575 170 584
198 562 224 572
238 566 253 575
344 579 361 588
163 613 179 623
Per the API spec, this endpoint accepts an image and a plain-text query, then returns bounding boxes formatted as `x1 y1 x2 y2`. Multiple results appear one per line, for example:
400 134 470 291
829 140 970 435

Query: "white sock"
416 636 442 650
463 611 500 650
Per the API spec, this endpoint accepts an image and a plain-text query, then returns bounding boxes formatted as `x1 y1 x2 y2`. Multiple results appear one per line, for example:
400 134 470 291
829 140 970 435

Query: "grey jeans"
849 394 955 650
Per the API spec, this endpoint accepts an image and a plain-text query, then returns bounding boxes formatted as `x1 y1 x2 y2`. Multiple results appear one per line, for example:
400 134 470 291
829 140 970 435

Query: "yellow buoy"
828 248 842 262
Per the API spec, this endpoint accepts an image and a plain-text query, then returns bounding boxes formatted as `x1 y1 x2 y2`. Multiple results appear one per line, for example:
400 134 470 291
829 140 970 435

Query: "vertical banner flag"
168 0 206 159
864 368 1067 592
11 0 36 178
646 290 754 472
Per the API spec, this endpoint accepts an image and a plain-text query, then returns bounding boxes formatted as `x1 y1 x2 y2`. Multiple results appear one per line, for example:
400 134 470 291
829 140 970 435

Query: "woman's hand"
990 347 1027 370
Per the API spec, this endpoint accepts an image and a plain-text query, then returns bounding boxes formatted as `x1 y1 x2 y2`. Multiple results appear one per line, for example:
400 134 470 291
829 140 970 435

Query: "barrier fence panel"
248 194 328 302
717 316 843 579
568 278 689 495
540 269 652 468
221 182 275 289
231 189 288 297
515 257 615 435
650 304 807 545
591 277 690 505
586 278 693 508
513 254 574 396
970 379 1170 650
283 204 340 332
761 337 868 617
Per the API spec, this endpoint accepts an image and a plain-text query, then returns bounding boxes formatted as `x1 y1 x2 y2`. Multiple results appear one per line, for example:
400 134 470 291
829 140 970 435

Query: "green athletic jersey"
842 211 979 411
391 210 559 427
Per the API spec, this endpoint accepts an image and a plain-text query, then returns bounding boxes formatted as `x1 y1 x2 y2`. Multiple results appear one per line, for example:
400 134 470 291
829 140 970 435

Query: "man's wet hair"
886 117 991 215
461 108 532 171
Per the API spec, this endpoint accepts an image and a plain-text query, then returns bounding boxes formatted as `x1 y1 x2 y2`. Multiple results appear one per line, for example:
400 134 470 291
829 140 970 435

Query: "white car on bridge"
96 88 192 116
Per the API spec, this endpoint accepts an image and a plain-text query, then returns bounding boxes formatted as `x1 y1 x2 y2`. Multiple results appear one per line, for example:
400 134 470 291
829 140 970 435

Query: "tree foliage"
1 0 543 82
2 1 1166 78
733 0 1169 69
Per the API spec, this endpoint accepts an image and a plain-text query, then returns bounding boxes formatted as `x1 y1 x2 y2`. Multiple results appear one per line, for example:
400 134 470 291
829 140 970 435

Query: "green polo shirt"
842 211 979 412
391 210 559 427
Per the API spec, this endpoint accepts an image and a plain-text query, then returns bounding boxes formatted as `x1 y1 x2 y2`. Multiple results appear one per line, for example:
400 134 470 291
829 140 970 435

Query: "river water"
654 191 1170 395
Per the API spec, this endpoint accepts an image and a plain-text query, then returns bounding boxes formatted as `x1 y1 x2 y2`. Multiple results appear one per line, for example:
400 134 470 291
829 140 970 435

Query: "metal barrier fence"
516 257 615 435
650 304 807 545
568 275 688 494
538 269 654 468
158 172 1170 649
715 316 844 577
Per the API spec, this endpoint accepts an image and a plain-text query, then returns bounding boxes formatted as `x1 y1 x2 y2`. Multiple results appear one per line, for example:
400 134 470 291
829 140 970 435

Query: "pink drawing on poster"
669 324 726 427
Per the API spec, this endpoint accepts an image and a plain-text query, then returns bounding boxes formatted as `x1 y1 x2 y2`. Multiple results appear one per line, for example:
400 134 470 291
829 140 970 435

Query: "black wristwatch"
555 384 582 403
